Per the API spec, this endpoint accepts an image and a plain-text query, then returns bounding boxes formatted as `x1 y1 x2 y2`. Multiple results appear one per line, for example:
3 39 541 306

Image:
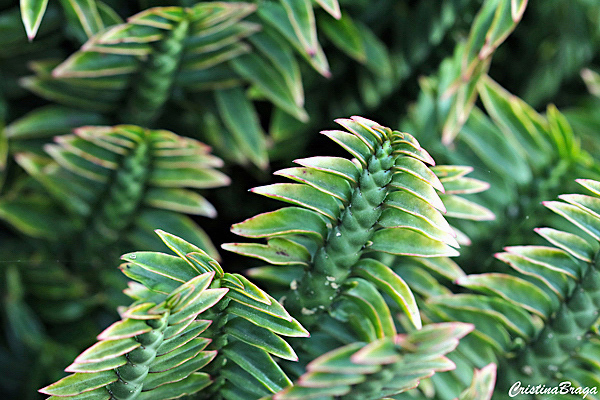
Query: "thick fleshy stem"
84 137 151 255
107 314 168 400
119 17 189 127
290 141 396 326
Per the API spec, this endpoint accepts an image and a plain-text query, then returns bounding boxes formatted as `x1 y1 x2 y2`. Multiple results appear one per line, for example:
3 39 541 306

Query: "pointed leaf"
231 207 326 239
534 227 596 263
457 273 554 318
215 86 269 169
39 371 116 396
227 301 309 337
137 373 211 400
321 130 370 167
20 0 49 40
251 183 341 220
225 317 298 361
150 338 210 373
318 13 365 62
280 0 318 55
222 341 292 392
354 259 421 330
390 172 446 212
394 157 444 192
314 0 341 19
543 201 600 241
371 227 459 257
440 194 495 221
275 167 352 202
294 156 359 183
222 238 311 266
97 318 152 341
342 278 396 338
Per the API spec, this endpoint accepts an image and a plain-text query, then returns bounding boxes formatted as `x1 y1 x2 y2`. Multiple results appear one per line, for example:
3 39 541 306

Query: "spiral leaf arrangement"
40 229 308 400
6 125 229 258
225 116 461 330
409 179 600 398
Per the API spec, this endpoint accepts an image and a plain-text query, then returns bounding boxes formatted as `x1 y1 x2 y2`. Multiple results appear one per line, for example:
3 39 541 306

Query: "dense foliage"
1 0 600 399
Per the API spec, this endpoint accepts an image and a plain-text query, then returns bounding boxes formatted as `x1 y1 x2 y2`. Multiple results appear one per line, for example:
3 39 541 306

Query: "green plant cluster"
1 0 600 399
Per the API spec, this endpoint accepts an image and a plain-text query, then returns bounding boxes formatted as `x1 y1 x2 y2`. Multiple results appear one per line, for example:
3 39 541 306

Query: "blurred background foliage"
2 0 600 398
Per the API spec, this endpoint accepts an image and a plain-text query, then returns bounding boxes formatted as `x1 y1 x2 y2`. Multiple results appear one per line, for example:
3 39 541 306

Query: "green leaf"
318 13 365 63
137 373 211 400
142 351 216 391
578 178 600 197
167 288 228 325
322 129 371 167
280 0 318 56
314 0 341 19
429 294 537 339
384 190 454 236
73 338 140 364
495 251 571 299
354 259 421 330
251 183 341 220
20 0 49 40
226 301 309 337
225 317 298 361
378 207 459 248
439 194 495 221
39 371 117 396
121 251 200 286
307 342 379 374
276 167 352 202
502 245 582 279
390 172 446 212
371 227 459 257
222 341 292 392
97 318 152 341
230 53 308 123
144 187 216 217
149 165 230 188
249 26 304 108
458 363 497 400
61 0 105 39
215 86 269 169
158 320 211 356
543 201 600 241
257 2 330 77
135 212 220 262
231 207 326 239
394 156 444 192
534 227 596 263
149 338 210 373
342 278 396 338
457 273 554 318
222 237 311 266
440 177 490 195
294 156 359 183
5 106 107 139
432 165 474 182
560 194 600 220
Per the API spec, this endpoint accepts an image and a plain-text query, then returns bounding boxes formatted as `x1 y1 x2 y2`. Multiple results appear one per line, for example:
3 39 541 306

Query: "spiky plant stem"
289 139 395 326
84 136 151 255
108 314 169 400
499 252 600 388
120 17 189 126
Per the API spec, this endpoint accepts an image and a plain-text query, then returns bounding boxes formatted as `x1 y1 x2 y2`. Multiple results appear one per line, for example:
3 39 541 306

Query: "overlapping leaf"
225 116 465 334
423 179 600 396
1 125 228 258
271 322 472 400
41 230 309 400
